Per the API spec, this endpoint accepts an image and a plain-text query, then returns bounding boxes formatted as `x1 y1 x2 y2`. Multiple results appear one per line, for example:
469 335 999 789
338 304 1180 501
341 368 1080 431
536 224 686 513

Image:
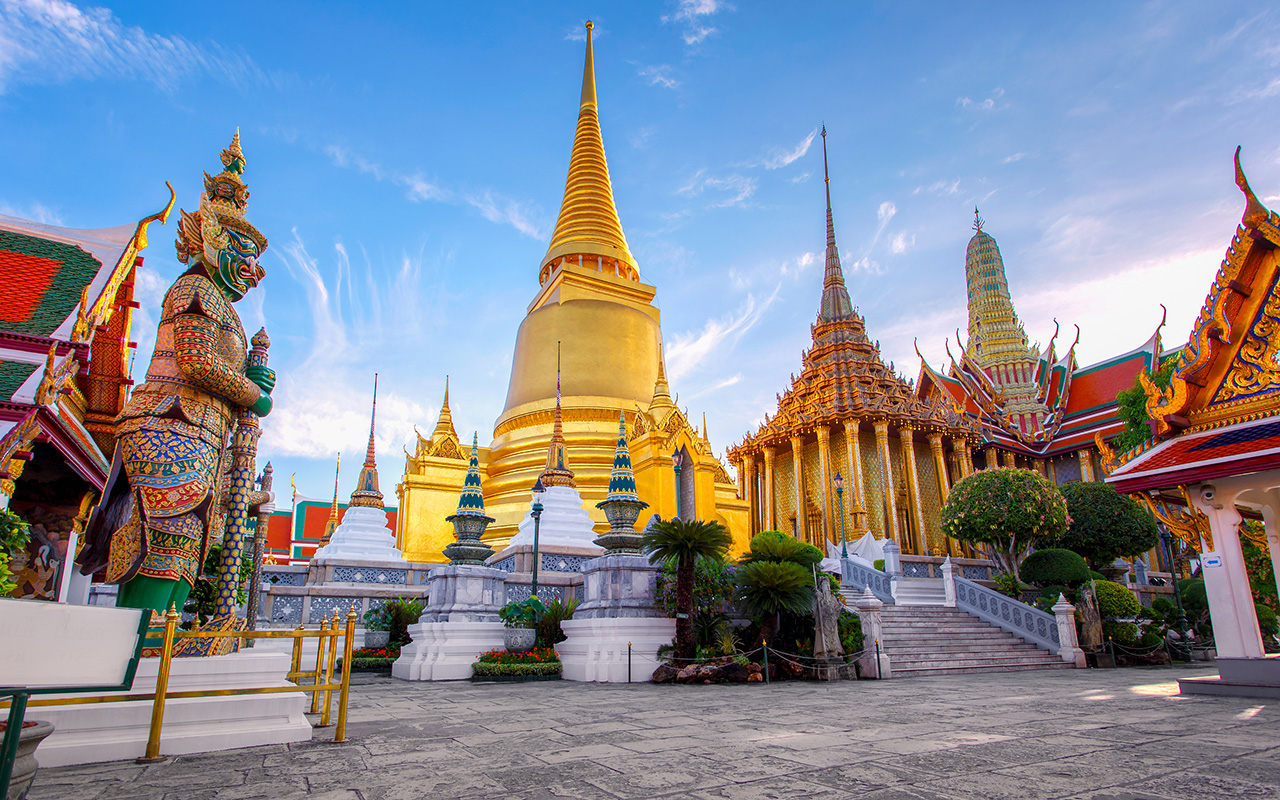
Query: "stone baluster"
854 588 892 679
942 555 957 608
1052 594 1087 667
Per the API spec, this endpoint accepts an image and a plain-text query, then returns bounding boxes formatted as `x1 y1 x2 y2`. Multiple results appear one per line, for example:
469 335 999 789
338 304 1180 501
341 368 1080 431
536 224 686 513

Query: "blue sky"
2 1 1279 504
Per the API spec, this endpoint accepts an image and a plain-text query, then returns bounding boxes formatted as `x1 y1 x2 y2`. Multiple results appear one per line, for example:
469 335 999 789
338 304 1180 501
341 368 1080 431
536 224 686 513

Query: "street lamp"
530 478 545 598
671 449 683 521
834 471 849 559
1160 526 1192 661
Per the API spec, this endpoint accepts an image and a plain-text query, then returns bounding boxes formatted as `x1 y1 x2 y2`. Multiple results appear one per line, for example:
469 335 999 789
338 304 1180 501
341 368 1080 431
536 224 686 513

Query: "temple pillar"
928 433 950 501
790 435 806 544
763 447 776 531
900 428 928 556
1003 450 1017 469
1190 484 1263 659
964 441 976 477
743 453 757 534
1048 457 1058 486
844 420 866 533
984 446 998 471
875 421 899 543
1033 459 1047 478
817 426 832 544
1077 448 1094 482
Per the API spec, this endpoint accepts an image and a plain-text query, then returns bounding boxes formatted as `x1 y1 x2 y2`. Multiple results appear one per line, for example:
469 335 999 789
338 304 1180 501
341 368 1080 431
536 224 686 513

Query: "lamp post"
530 478 545 598
834 471 849 559
671 449 683 521
1160 526 1192 661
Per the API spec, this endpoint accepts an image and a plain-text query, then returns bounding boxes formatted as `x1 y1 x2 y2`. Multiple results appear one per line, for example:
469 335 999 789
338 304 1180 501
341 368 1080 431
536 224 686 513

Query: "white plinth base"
33 651 311 767
312 505 406 562
391 621 505 681
557 617 676 683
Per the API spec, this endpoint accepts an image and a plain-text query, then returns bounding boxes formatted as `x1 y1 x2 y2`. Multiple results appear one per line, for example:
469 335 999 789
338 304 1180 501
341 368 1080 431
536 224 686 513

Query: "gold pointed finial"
221 127 245 174
431 375 458 441
542 20 636 283
651 345 673 407
1235 146 1269 229
973 207 984 232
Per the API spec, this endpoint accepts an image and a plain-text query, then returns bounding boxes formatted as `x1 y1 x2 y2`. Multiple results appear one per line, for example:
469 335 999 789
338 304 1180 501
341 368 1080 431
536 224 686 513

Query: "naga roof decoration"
730 133 976 459
1106 149 1280 489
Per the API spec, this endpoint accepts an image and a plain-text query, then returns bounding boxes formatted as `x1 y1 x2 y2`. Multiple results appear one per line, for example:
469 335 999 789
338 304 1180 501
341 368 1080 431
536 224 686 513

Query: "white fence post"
1052 593 1086 667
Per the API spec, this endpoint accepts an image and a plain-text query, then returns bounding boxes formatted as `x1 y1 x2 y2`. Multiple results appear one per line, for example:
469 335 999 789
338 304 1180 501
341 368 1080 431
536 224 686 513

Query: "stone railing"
839 558 895 605
899 554 995 581
953 576 1060 653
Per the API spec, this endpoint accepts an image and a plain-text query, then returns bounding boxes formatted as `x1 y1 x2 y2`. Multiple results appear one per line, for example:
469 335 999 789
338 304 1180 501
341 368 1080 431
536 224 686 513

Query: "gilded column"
763 446 776 531
928 433 950 501
790 435 806 544
844 420 866 533
1047 457 1057 486
742 453 757 534
963 441 976 477
1077 448 1094 482
816 425 832 544
900 428 928 556
1002 450 1016 469
1033 458 1047 478
874 421 899 542
984 445 998 471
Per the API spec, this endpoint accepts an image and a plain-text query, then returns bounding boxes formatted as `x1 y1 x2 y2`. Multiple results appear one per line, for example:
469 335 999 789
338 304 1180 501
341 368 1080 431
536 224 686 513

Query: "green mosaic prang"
454 433 488 516
0 361 38 399
0 229 104 336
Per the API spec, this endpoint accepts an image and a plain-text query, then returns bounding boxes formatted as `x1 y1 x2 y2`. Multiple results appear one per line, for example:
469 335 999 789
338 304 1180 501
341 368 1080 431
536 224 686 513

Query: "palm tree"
643 518 732 661
736 560 815 646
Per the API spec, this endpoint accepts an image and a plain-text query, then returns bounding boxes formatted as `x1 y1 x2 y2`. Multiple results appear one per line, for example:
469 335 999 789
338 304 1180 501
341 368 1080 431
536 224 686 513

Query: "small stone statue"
813 574 845 677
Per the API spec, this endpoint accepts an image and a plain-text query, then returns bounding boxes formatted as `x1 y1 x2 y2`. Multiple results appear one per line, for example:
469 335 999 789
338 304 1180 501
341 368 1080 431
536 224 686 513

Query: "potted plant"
2 717 54 800
362 605 392 649
498 596 546 652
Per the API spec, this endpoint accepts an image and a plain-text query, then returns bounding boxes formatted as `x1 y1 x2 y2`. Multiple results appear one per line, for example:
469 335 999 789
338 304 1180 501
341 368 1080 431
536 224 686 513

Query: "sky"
2 0 1279 505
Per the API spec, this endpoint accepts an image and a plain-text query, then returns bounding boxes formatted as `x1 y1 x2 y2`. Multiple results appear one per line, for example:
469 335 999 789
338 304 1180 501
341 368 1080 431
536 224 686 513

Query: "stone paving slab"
25 665 1280 799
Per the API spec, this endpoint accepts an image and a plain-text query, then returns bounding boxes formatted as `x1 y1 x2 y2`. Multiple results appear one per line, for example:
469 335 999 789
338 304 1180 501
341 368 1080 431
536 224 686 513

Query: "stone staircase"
877 606 1071 677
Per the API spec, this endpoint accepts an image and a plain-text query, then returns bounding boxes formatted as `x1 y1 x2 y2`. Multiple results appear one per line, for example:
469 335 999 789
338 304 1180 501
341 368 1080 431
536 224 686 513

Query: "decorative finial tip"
586 20 593 30
251 328 270 349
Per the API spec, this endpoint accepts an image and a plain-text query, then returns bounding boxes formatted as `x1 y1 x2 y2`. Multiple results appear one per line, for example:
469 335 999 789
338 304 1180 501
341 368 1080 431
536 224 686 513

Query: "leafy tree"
735 560 814 646
1113 358 1176 452
654 556 736 649
642 518 732 661
1241 521 1277 612
1055 482 1159 568
940 468 1068 582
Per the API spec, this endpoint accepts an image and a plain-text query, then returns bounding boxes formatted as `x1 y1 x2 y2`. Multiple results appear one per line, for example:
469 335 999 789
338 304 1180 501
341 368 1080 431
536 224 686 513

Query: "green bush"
363 597 424 646
1103 620 1139 646
941 468 1068 580
741 530 823 567
499 596 548 628
838 609 863 654
1256 603 1279 649
1094 580 1141 618
873 559 885 572
1020 549 1091 588
472 661 562 677
1037 585 1070 611
1056 482 1159 567
537 595 578 647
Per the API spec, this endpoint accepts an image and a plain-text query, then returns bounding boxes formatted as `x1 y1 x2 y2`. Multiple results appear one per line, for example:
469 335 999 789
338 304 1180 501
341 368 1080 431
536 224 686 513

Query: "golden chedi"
396 23 748 561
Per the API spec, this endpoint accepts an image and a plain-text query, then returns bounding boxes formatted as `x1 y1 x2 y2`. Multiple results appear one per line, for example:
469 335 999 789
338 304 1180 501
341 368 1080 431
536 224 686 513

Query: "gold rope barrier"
1 607 358 760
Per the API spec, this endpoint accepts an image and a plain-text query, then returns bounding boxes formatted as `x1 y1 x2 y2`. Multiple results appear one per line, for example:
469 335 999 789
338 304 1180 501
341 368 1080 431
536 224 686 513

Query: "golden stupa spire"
431 375 458 441
541 20 637 283
319 453 341 546
651 345 673 408
349 374 384 508
819 125 854 322
541 342 576 487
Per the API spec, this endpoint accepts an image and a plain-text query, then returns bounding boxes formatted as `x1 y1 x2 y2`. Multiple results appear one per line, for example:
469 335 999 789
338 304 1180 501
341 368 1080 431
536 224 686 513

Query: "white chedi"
508 485 603 552
312 505 406 562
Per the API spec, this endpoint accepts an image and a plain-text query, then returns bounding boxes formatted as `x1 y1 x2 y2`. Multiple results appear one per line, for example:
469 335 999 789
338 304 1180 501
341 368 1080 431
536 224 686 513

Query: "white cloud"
639 64 679 89
666 283 779 381
662 0 732 46
688 373 742 400
890 231 914 254
790 172 812 184
326 144 544 238
1002 152 1029 164
677 170 756 208
758 128 817 170
0 0 280 94
912 178 962 196
0 201 62 224
956 87 1004 111
779 251 817 278
629 125 657 149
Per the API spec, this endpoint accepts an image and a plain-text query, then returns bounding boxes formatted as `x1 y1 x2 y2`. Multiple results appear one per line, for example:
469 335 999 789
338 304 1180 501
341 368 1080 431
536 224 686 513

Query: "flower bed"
471 647 561 680
338 645 401 671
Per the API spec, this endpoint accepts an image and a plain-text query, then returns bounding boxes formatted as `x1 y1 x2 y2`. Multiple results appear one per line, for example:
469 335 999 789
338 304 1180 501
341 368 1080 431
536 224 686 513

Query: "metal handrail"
1 607 357 762
953 576 1060 653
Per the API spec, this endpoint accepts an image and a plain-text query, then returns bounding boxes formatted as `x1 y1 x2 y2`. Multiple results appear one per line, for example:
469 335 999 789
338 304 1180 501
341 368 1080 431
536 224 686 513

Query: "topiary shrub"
1020 549 1091 588
741 530 823 567
873 559 885 572
472 661 562 677
1103 620 1140 646
1055 482 1159 568
1094 580 1141 619
941 468 1068 581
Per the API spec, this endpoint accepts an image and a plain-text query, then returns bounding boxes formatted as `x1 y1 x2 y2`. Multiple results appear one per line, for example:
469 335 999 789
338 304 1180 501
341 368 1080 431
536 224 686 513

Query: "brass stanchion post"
310 616 328 714
334 610 356 743
138 604 179 763
320 611 340 727
290 623 304 682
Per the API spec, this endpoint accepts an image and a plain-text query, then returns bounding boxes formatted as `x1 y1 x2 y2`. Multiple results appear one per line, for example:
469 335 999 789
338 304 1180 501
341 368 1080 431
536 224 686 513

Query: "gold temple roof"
541 21 637 283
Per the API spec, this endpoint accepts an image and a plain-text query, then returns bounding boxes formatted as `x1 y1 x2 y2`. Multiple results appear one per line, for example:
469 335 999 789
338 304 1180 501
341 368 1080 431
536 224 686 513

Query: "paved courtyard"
29 665 1280 800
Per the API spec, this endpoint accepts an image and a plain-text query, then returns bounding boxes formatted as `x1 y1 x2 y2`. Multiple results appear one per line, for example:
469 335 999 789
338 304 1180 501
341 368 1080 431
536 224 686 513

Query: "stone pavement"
29 665 1280 800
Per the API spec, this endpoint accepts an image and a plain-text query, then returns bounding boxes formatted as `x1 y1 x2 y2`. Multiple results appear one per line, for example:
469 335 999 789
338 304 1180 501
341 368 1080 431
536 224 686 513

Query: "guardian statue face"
208 227 265 302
